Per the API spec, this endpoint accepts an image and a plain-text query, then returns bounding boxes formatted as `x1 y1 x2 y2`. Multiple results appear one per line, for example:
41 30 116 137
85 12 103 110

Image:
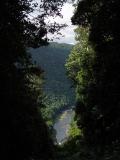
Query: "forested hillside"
29 42 75 124
30 42 73 97
2 0 120 160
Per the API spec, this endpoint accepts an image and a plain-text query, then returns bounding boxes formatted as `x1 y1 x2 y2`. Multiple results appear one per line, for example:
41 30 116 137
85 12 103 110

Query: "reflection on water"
53 109 74 144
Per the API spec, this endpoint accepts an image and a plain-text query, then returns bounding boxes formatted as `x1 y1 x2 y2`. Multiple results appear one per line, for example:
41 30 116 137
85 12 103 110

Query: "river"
53 108 74 144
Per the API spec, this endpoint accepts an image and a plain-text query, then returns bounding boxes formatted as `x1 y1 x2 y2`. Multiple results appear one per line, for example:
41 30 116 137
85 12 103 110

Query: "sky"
31 1 77 44
49 3 77 44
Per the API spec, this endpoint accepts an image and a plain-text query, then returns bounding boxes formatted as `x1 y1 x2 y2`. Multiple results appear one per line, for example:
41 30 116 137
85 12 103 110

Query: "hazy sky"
48 2 76 44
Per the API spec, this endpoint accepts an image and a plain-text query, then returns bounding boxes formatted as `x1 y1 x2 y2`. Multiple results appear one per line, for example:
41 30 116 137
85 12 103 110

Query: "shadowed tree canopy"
68 0 120 158
0 0 67 160
0 0 67 61
72 0 120 45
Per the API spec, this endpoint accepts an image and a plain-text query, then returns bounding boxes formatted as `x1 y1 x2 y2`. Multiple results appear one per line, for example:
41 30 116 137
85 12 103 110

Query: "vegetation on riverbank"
41 94 70 126
1 0 120 159
64 0 120 159
30 42 75 126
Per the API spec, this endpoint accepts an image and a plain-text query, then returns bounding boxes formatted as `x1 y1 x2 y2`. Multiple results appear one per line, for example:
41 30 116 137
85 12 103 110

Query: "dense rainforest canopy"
65 0 120 159
1 0 120 160
30 42 75 126
0 0 67 159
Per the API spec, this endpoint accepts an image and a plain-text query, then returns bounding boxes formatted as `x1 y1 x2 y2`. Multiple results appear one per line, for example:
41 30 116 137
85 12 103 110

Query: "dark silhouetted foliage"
0 0 67 159
65 0 120 159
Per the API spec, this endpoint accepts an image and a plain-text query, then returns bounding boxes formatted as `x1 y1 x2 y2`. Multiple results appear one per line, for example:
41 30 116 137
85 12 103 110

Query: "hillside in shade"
29 42 75 107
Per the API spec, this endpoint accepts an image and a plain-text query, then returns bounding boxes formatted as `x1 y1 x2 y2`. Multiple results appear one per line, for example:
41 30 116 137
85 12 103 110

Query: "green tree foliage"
66 26 97 146
66 27 95 111
65 27 95 95
41 95 69 126
67 0 120 158
30 42 75 126
0 0 66 159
